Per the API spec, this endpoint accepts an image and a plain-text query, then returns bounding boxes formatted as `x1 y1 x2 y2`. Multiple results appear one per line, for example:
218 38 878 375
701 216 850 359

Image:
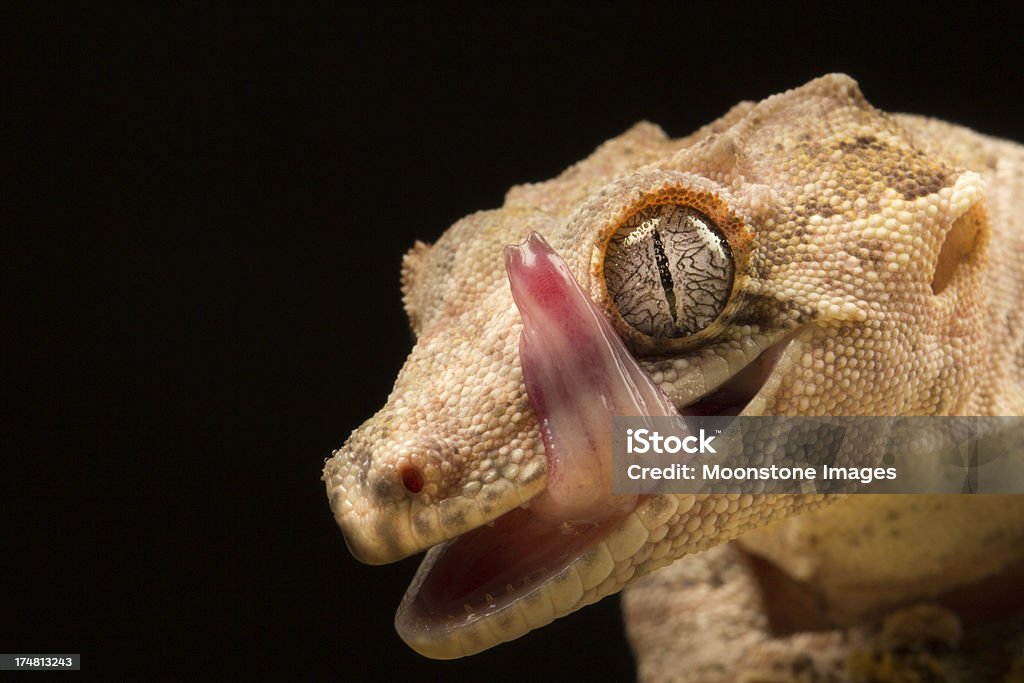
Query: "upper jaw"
324 430 547 565
325 322 806 565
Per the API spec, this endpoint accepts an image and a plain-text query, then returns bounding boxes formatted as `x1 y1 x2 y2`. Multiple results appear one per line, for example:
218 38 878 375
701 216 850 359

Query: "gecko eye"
604 204 733 340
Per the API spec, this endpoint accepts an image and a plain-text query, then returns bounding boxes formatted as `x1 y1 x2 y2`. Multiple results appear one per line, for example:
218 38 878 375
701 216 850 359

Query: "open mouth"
683 330 796 417
394 233 797 658
396 507 622 657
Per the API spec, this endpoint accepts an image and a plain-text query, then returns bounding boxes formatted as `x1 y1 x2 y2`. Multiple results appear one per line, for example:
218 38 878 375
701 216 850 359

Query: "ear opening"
931 202 986 295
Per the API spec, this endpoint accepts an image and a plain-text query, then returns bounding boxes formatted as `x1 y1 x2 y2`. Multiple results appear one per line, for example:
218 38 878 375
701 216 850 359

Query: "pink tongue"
504 232 683 526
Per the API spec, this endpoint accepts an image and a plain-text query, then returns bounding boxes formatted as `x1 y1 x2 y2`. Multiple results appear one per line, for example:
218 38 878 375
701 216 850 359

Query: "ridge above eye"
604 204 734 340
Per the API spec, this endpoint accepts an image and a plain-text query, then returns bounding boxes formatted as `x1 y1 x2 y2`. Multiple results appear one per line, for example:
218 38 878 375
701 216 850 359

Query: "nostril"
401 466 424 493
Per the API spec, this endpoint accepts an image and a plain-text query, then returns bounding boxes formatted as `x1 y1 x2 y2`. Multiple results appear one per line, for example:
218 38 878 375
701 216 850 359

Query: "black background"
4 4 1021 680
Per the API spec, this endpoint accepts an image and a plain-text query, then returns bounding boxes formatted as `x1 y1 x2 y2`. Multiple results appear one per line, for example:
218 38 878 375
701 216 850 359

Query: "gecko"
322 74 1024 680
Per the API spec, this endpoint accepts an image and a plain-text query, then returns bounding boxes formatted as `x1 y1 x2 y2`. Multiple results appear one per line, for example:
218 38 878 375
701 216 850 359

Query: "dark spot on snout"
373 477 397 501
440 505 467 528
329 490 345 515
412 508 433 538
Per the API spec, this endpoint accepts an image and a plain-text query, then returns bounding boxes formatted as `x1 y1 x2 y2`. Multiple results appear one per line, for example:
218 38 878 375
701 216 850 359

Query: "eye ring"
603 203 734 342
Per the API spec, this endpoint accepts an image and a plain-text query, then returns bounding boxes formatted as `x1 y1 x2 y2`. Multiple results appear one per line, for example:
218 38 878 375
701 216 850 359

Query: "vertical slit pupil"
650 228 678 323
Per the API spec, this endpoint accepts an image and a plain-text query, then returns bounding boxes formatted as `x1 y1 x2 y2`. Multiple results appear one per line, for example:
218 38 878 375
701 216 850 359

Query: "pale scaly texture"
322 74 1024 672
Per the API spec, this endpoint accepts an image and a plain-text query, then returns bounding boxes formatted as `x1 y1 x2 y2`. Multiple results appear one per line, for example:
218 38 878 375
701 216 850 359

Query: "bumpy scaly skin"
625 107 1024 680
322 74 1024 666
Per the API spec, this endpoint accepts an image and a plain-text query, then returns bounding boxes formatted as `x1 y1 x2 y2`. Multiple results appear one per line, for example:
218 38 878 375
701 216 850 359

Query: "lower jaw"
395 492 688 659
409 508 613 615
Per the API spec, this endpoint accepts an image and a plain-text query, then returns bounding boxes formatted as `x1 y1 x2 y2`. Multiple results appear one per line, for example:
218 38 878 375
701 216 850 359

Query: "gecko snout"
325 433 510 565
327 471 419 565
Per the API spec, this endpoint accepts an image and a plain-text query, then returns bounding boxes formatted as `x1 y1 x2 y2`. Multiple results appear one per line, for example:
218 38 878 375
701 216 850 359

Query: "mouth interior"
398 234 792 638
683 336 792 416
408 508 616 624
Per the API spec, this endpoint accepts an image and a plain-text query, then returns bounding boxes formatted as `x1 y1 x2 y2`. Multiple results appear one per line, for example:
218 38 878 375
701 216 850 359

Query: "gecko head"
322 74 989 657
